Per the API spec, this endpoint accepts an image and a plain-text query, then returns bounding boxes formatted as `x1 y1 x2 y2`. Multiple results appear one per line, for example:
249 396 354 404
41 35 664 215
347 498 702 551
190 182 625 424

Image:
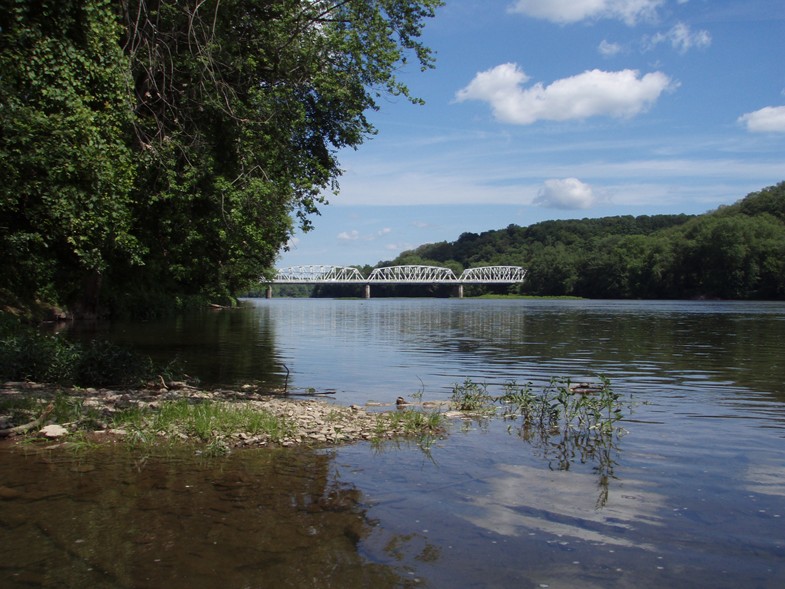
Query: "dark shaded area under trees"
314 182 785 300
0 0 443 319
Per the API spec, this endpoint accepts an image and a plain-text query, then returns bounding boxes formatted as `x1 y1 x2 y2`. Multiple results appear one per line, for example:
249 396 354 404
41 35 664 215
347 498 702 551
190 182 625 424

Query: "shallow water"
4 298 785 587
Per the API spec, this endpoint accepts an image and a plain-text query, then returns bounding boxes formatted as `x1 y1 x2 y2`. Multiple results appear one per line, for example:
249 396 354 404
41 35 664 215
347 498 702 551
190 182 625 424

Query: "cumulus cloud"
738 106 785 133
337 230 360 241
509 0 663 26
534 178 597 209
599 39 623 56
646 22 711 53
455 63 676 125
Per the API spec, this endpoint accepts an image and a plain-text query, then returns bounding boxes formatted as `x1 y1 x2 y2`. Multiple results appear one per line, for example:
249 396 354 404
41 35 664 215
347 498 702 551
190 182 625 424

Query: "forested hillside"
372 182 785 300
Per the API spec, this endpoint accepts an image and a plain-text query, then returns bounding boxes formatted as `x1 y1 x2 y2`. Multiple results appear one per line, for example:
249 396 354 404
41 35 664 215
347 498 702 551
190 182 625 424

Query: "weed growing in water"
450 378 495 413
452 376 630 508
374 407 446 451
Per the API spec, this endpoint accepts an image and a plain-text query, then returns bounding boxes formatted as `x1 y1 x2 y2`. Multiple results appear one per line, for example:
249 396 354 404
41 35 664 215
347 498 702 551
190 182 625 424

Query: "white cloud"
455 63 676 125
377 227 392 236
337 230 360 241
509 0 663 26
646 22 711 53
534 178 597 209
599 39 623 56
738 106 785 133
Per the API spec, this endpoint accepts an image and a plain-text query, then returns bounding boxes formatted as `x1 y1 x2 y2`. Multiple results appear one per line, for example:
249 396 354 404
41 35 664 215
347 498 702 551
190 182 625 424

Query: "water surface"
4 298 785 587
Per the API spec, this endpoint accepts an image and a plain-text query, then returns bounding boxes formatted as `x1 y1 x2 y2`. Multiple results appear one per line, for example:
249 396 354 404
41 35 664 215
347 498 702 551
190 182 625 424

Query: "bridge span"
265 264 526 298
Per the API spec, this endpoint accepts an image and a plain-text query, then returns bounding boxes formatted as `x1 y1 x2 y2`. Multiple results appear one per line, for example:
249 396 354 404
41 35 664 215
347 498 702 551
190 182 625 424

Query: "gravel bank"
1 381 449 449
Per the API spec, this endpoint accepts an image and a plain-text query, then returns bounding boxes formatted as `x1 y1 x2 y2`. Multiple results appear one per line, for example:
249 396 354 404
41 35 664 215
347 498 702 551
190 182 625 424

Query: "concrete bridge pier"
456 284 464 299
364 284 371 299
266 285 273 299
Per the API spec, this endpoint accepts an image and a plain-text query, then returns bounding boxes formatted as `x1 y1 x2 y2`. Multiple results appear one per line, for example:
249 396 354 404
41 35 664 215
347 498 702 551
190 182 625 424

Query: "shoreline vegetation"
1 317 629 461
1 376 629 467
0 380 449 455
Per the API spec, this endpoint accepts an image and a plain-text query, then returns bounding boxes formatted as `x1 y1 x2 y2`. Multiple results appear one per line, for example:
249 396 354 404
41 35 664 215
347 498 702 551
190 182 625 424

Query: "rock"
39 424 69 439
0 486 23 500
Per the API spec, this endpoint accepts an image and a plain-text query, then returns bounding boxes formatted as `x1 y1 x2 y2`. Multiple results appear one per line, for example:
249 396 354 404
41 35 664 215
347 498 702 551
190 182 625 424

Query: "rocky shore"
0 381 449 450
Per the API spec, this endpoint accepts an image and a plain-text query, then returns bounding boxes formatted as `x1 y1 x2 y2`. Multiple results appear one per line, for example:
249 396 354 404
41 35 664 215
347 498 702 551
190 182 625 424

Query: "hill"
375 182 785 300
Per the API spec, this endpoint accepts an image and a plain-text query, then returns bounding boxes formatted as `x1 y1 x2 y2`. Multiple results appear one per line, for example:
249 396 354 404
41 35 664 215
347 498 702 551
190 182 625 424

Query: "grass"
111 399 296 450
373 404 446 451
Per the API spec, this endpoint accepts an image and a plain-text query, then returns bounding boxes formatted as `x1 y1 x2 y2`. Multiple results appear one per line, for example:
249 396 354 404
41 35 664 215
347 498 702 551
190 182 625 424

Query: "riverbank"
0 381 447 453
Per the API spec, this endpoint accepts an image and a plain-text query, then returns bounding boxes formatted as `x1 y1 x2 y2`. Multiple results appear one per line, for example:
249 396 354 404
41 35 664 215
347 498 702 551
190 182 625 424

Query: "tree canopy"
373 182 785 300
1 0 442 317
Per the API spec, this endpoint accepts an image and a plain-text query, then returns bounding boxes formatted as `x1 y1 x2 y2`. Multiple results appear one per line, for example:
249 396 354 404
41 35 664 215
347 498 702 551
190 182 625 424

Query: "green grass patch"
112 399 296 448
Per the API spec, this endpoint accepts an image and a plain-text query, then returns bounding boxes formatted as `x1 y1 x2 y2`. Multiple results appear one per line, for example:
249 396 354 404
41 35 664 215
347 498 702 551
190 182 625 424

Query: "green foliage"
0 0 140 312
499 377 625 435
1 0 443 315
111 398 297 453
381 182 785 300
0 317 154 386
450 379 495 412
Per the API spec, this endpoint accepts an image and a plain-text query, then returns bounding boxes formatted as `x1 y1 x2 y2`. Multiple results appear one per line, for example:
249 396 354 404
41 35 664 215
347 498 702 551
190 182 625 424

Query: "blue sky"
278 0 785 269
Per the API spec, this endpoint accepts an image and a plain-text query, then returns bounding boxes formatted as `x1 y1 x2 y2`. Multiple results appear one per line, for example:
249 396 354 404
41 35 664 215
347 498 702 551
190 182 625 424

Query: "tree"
1 0 443 316
112 0 443 310
0 0 140 315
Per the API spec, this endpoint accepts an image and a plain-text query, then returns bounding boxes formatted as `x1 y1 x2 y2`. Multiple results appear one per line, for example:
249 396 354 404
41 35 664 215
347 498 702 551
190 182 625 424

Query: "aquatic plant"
451 376 629 508
499 376 625 435
373 402 446 452
449 378 495 413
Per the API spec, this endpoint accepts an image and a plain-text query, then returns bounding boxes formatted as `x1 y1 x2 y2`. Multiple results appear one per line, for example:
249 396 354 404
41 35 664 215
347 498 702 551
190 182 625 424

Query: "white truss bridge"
270 264 527 284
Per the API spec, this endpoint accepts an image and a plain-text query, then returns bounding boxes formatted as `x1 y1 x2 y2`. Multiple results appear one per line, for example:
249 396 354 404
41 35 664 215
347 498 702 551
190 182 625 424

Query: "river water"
2 298 785 588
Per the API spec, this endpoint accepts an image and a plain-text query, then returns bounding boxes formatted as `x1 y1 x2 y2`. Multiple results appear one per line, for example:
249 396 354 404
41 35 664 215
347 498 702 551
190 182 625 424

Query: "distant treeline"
310 182 785 300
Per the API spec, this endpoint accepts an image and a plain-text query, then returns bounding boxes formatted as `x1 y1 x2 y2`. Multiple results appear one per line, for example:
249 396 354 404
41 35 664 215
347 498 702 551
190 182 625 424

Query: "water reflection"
65 299 785 406
463 462 664 549
0 447 421 589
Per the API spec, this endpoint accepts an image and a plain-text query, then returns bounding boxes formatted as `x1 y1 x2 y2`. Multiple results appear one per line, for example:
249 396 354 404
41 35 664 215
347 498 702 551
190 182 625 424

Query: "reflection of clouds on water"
462 463 664 549
746 464 785 498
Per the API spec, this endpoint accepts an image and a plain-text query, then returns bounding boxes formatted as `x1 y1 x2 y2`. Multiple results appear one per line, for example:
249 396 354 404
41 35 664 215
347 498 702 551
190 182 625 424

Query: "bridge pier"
364 284 371 299
266 285 273 299
456 284 464 299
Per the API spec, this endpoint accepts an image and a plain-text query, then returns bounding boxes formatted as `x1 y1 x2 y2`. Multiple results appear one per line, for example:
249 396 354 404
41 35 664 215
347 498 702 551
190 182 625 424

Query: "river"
2 298 784 588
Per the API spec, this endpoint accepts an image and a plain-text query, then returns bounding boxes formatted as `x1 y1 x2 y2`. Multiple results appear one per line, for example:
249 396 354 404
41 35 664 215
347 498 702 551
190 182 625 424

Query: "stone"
39 424 68 439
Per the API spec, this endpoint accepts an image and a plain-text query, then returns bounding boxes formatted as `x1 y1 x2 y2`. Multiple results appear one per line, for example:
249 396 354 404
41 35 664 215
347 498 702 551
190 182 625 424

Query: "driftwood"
0 403 54 438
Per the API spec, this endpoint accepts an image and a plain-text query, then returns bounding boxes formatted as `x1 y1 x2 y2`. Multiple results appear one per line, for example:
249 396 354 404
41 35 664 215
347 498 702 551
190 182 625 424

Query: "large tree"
0 0 442 315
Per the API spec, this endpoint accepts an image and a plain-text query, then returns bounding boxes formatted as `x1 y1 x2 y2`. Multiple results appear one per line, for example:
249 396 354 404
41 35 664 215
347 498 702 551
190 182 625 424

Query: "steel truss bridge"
265 264 526 298
271 264 526 284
